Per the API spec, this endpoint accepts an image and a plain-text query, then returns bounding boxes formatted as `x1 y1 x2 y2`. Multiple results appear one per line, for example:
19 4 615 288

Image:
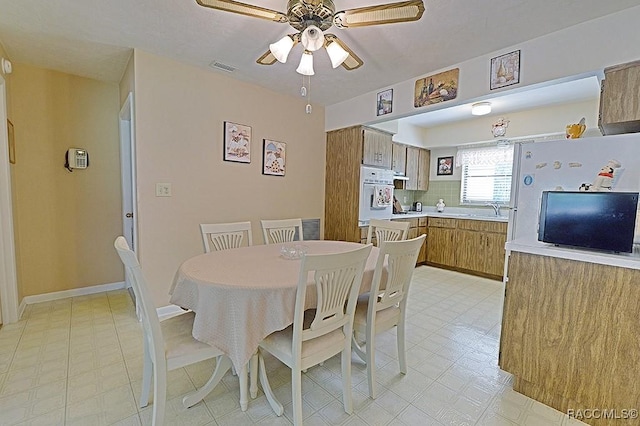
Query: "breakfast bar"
499 241 640 425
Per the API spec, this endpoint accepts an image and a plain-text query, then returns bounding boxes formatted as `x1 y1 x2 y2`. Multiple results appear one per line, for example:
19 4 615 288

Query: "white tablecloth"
169 240 380 370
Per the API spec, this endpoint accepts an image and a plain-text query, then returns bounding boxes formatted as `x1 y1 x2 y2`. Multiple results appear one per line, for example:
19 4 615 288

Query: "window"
457 144 514 204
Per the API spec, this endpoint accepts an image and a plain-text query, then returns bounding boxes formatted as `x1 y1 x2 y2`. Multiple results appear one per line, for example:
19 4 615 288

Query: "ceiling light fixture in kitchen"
471 102 492 116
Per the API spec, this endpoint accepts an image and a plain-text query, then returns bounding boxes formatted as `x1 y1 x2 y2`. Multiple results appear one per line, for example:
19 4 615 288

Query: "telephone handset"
65 148 89 172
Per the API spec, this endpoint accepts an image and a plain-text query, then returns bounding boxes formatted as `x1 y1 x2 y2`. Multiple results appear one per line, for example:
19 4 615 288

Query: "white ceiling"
0 0 638 109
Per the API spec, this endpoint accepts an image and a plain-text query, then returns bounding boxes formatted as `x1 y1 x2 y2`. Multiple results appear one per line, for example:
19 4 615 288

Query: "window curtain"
456 144 514 167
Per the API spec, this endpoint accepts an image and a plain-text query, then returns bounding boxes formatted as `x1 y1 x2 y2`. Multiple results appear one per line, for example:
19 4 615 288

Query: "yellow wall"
130 50 326 307
10 63 123 297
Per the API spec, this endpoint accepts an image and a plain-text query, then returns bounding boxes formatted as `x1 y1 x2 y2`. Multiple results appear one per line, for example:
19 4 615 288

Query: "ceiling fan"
195 0 425 74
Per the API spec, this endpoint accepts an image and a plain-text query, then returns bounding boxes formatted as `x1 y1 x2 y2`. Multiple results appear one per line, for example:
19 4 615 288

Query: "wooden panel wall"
324 126 362 242
500 251 640 425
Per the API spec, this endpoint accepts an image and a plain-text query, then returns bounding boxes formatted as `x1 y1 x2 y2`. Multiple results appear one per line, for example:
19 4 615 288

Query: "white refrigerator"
507 133 640 245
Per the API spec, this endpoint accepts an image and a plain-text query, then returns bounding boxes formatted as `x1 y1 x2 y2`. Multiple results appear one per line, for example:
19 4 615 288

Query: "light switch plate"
156 183 172 197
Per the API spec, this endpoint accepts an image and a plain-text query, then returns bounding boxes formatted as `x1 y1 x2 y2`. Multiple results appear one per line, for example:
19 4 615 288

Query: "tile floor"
0 266 587 426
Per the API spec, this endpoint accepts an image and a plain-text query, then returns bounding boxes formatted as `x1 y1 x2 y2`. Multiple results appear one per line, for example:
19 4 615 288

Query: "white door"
0 74 18 324
119 93 137 289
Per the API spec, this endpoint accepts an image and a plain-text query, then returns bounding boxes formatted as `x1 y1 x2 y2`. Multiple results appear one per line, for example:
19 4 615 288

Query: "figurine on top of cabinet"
579 159 622 191
566 117 586 139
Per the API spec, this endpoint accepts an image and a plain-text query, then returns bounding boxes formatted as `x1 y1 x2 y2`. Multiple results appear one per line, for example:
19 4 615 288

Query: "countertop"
506 239 640 270
359 208 509 227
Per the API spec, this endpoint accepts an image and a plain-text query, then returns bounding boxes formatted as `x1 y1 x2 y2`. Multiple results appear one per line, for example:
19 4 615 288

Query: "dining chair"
257 244 373 425
366 218 410 247
114 236 232 425
260 218 304 244
200 221 253 252
352 234 426 399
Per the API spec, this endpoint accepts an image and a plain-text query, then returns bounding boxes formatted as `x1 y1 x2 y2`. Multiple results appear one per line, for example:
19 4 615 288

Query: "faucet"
486 202 501 217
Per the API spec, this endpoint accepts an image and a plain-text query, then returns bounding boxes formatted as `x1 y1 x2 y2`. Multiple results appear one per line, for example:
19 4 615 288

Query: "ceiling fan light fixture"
471 101 492 116
325 41 349 68
269 35 295 63
300 25 325 52
296 51 315 75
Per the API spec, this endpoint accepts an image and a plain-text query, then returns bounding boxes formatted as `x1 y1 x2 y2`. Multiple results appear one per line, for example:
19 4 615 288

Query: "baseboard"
19 281 185 323
21 281 127 312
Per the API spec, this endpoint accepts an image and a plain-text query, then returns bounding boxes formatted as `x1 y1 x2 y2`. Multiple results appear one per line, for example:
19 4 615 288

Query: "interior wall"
10 63 123 298
131 50 326 307
326 5 640 131
423 99 599 148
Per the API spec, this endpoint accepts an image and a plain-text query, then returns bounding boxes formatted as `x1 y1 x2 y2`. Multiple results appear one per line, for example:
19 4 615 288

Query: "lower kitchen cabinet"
427 217 507 279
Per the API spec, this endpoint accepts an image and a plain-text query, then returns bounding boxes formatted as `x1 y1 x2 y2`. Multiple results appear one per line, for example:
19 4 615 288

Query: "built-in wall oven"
359 165 395 223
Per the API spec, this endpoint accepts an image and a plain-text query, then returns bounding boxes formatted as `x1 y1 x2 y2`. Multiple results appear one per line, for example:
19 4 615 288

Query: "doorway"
0 74 18 324
119 92 137 290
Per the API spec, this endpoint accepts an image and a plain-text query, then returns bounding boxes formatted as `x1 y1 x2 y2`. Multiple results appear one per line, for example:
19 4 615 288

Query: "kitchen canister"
436 199 446 212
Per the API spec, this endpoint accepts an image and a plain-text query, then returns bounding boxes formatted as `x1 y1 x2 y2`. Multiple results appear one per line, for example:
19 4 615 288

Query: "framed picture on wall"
262 139 286 176
437 156 454 176
490 50 520 90
376 89 393 116
224 121 251 163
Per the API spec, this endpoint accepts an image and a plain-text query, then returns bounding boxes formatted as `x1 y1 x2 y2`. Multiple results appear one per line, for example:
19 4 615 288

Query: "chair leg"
152 363 167 426
258 350 284 416
250 352 258 398
397 322 407 374
292 368 304 425
366 332 377 399
182 355 232 408
140 338 152 408
341 345 353 414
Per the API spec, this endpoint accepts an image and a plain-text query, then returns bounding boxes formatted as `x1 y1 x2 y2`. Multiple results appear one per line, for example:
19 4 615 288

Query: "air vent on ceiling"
209 61 236 73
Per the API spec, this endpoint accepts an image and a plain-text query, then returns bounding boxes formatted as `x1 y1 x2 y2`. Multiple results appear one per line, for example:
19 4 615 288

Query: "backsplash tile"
396 181 462 211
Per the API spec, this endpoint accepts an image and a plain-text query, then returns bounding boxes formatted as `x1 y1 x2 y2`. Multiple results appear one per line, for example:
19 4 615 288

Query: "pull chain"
305 75 312 114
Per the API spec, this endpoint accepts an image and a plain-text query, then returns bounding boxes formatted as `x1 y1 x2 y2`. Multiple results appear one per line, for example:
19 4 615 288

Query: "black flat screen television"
538 191 639 253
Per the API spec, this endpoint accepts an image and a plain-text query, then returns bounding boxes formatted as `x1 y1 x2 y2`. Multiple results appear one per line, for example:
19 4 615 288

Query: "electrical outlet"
156 183 172 197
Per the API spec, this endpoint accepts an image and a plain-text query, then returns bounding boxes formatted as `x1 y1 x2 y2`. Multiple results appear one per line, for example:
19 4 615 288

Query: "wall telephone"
65 148 89 172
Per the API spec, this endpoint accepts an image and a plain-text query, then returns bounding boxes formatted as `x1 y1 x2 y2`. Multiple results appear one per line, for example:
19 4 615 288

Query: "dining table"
169 240 381 411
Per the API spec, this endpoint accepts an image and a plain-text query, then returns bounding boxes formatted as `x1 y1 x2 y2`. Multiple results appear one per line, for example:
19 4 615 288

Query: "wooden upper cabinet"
405 146 430 190
362 127 393 169
599 60 640 135
392 143 407 176
417 148 430 191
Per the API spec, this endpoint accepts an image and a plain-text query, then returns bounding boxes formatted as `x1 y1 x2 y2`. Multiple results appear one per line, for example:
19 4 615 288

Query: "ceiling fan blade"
195 0 288 23
256 33 300 65
333 0 425 28
324 34 363 71
256 50 278 65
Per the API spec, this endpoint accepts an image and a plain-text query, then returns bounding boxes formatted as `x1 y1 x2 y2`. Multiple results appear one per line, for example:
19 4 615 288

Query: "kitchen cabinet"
391 143 407 176
599 59 640 135
325 126 364 242
404 146 430 191
417 217 427 263
427 217 507 279
455 219 507 276
426 217 457 267
362 127 393 169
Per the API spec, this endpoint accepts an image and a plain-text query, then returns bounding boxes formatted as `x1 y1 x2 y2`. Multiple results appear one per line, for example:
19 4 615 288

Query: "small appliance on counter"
413 201 422 212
